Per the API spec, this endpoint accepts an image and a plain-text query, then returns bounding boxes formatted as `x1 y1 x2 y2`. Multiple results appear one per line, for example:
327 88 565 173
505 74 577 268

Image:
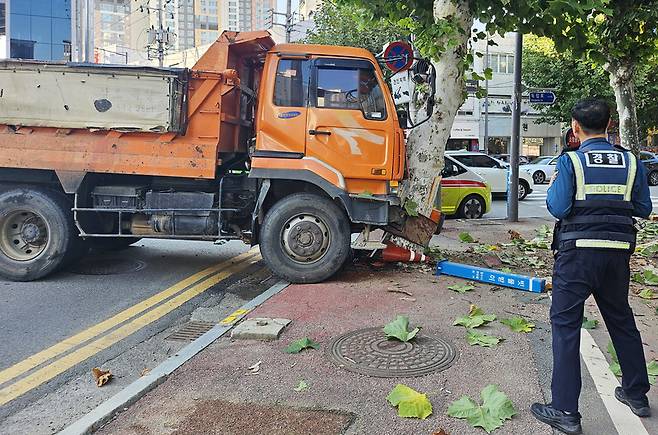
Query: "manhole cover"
328 327 458 378
69 257 146 275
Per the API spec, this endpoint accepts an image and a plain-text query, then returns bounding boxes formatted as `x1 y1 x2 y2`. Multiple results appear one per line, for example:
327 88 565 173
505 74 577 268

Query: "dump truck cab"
0 31 408 284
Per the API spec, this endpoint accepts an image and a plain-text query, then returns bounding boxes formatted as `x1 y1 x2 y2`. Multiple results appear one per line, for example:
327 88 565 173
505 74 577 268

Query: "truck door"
256 57 311 154
306 58 394 190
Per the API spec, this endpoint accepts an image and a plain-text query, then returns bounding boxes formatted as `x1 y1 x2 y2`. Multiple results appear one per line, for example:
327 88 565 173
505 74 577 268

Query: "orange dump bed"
0 31 275 180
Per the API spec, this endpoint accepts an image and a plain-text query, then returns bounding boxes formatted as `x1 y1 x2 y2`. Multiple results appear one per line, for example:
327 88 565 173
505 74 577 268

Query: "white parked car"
523 155 559 184
445 151 535 200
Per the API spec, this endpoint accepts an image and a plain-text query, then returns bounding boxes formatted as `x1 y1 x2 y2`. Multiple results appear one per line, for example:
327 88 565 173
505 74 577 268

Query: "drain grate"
328 327 458 378
166 321 216 342
69 257 146 275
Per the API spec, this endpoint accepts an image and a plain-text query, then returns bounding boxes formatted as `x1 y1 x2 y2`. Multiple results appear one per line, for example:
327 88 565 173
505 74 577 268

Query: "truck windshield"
316 66 386 120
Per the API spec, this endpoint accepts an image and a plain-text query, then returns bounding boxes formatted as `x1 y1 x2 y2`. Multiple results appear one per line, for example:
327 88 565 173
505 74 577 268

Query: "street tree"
302 2 402 55
335 0 606 246
523 35 658 148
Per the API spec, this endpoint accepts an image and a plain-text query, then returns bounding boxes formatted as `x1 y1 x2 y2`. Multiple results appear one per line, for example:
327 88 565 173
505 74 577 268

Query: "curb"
59 280 290 435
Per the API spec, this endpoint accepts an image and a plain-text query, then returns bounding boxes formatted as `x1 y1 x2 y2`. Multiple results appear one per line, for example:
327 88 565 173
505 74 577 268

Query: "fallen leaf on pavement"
294 380 309 392
140 368 151 377
447 385 516 433
248 361 262 374
638 288 658 299
453 305 496 329
582 317 599 330
466 329 502 347
459 232 477 243
448 283 476 294
432 430 449 435
387 384 433 419
92 367 112 387
384 315 421 342
500 317 535 333
647 360 658 385
285 338 320 354
399 297 417 302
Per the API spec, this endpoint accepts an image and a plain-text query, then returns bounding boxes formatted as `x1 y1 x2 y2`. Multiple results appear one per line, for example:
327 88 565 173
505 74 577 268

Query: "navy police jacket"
547 138 652 251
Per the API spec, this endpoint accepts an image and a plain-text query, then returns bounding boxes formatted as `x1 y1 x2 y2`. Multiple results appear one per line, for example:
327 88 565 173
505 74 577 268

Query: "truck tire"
260 193 350 284
0 187 78 281
89 237 142 252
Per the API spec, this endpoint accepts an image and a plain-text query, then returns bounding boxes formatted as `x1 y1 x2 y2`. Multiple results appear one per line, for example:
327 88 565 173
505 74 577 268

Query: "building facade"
449 30 562 158
2 0 72 61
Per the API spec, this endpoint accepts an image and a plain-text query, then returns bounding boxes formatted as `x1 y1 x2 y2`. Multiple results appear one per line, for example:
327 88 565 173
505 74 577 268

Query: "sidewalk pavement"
96 217 657 435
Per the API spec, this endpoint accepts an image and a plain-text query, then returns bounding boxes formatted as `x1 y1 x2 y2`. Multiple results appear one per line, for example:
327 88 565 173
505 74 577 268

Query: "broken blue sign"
435 260 545 293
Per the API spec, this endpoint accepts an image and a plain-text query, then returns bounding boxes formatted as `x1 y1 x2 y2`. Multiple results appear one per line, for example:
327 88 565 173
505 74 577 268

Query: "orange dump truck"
0 31 414 283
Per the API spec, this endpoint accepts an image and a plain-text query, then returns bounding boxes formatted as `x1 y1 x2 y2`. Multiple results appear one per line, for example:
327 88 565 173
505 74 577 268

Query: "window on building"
487 53 515 74
316 66 386 120
0 3 5 36
274 59 310 107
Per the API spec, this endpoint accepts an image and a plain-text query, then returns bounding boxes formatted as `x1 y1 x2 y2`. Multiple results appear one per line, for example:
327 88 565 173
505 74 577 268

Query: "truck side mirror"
396 109 408 129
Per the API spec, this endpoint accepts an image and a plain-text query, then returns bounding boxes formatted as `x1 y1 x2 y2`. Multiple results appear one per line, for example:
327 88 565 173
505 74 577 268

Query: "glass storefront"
10 0 71 61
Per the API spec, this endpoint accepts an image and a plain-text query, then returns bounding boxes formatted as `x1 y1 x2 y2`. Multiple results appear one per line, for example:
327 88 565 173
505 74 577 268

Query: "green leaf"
386 384 433 419
582 317 599 329
447 385 516 433
284 338 320 354
453 305 497 328
610 361 622 377
404 200 419 217
535 224 552 238
608 341 619 363
448 283 476 294
631 269 658 286
294 380 309 392
501 268 513 273
647 360 658 385
466 329 502 347
638 288 658 299
383 315 421 342
607 341 623 377
500 317 535 333
459 231 476 243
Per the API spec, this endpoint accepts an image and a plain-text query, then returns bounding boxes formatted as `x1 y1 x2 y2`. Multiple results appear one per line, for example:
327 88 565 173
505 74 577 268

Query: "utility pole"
507 32 523 222
157 0 164 67
285 0 292 42
484 36 490 154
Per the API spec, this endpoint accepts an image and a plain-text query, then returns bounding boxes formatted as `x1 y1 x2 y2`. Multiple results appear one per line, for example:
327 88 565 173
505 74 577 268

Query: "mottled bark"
399 0 473 220
605 61 640 154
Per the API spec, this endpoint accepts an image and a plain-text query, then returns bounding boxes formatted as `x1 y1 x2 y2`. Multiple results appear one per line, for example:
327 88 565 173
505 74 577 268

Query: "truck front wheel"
260 193 350 284
0 187 77 281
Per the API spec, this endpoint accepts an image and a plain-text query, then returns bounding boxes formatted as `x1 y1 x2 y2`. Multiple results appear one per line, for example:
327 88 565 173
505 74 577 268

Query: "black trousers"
551 248 650 413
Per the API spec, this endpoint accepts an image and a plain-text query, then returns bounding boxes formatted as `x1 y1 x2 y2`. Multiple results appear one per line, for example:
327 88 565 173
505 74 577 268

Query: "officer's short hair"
571 99 611 134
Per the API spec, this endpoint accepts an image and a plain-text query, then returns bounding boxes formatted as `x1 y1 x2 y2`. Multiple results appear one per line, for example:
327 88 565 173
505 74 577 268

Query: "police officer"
531 99 653 435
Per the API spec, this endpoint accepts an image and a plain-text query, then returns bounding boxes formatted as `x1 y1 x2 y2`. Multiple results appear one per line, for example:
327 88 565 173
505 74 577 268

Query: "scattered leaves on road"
607 342 623 377
92 367 112 387
384 315 421 342
453 305 496 329
631 269 658 286
404 199 419 217
501 267 513 273
536 224 552 238
466 329 502 347
459 231 477 243
500 317 535 333
284 338 320 354
638 288 658 299
294 380 309 392
447 384 516 433
386 384 433 419
647 360 658 385
508 230 523 240
448 282 476 294
582 317 599 329
637 244 658 258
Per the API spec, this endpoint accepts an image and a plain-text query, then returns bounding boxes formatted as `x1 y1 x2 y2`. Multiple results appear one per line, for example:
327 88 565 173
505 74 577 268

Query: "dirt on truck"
0 30 432 284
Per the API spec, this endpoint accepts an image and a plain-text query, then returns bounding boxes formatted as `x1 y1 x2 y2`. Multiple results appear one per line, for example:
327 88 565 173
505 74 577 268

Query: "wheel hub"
0 211 49 261
282 214 330 263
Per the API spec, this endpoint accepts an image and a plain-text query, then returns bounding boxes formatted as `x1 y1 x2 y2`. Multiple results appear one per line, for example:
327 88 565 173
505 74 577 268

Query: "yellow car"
440 155 492 219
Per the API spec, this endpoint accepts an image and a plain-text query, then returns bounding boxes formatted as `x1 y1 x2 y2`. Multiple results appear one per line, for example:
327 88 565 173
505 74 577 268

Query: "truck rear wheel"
0 187 77 281
260 193 350 284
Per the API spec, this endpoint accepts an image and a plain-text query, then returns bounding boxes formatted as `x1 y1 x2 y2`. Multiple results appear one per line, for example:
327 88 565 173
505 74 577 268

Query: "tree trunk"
605 60 640 154
394 0 473 247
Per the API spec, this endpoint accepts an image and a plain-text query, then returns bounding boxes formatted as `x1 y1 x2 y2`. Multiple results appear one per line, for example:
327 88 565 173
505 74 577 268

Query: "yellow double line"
0 249 261 406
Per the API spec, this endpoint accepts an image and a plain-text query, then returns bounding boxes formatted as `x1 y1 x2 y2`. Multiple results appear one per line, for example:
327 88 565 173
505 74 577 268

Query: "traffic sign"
529 90 556 105
383 41 414 72
391 71 411 105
